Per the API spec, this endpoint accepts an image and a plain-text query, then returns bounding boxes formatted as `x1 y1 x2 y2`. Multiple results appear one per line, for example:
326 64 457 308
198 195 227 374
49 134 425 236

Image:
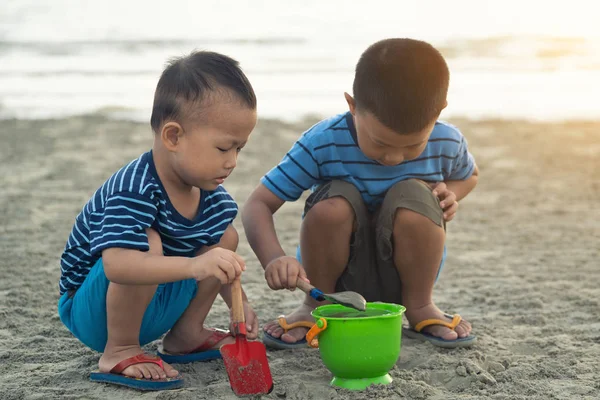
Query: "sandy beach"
0 115 598 400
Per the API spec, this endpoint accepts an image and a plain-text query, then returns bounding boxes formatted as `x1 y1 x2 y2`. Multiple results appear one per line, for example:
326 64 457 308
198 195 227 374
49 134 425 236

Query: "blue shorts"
58 258 198 352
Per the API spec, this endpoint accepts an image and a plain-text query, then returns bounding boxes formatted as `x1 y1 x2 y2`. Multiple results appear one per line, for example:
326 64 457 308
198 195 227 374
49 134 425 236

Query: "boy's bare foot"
263 304 314 344
161 326 235 354
405 303 472 340
99 344 179 380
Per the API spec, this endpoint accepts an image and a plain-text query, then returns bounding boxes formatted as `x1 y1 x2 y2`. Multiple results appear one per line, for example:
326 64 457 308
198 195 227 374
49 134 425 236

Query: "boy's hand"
230 301 259 340
431 182 458 222
264 256 308 290
192 248 245 284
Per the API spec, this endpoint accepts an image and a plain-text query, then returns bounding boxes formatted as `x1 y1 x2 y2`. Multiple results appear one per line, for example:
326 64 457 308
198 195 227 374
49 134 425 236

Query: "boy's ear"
160 122 184 151
434 100 448 120
344 92 356 115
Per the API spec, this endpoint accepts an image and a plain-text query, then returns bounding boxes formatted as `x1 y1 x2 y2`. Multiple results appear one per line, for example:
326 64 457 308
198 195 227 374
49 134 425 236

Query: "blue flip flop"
90 353 184 391
403 313 477 348
157 328 230 364
261 316 314 350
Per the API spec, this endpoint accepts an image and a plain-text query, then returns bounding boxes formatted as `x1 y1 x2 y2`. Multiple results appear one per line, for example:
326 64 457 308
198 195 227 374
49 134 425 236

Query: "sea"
1 0 599 122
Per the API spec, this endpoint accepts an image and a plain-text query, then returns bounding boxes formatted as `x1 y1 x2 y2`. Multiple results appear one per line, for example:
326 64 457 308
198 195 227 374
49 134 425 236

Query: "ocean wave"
1 35 596 66
0 37 307 54
439 35 594 60
0 67 356 77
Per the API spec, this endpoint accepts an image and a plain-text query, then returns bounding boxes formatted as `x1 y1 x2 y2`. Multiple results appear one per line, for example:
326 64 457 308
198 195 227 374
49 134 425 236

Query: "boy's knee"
393 208 443 234
387 179 434 200
146 228 163 255
305 196 355 227
219 224 239 251
394 207 429 226
383 179 444 230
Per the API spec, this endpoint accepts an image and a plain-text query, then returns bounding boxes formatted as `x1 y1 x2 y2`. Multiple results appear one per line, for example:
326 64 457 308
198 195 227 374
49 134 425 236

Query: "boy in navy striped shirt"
243 38 479 349
58 51 259 389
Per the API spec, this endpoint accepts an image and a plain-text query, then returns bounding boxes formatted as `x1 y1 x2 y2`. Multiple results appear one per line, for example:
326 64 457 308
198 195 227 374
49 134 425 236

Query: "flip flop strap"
414 314 462 333
189 328 231 353
277 316 314 332
110 354 164 374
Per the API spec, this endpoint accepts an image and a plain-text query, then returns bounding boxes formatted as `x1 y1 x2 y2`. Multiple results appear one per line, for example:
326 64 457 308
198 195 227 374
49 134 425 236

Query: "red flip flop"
90 353 184 391
157 328 232 363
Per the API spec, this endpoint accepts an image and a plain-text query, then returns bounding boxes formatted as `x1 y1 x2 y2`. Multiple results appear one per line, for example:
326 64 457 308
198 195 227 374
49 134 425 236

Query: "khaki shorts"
302 179 445 305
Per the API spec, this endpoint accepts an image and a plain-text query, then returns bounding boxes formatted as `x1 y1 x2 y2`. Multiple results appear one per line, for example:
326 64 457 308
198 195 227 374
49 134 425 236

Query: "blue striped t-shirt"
59 151 238 294
262 112 475 208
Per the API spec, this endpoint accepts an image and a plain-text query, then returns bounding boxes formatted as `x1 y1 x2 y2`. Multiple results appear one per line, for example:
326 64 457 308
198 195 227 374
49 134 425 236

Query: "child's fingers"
431 182 446 197
232 251 246 271
224 260 238 282
246 315 259 339
443 202 459 221
218 260 236 283
437 188 450 200
267 269 282 290
278 264 290 289
215 268 230 285
439 192 457 209
223 252 244 277
228 255 244 277
297 265 308 282
246 329 258 340
288 266 303 289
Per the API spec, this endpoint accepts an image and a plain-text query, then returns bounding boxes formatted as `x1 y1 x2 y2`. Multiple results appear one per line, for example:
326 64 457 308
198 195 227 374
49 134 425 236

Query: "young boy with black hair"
243 38 478 349
58 51 259 389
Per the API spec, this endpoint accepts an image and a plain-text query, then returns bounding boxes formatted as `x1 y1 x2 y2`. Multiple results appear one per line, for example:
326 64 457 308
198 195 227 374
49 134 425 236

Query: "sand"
0 115 599 400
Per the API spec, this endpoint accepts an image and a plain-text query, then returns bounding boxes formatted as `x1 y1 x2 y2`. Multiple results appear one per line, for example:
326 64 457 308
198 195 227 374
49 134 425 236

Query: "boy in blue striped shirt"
58 51 259 389
243 38 479 349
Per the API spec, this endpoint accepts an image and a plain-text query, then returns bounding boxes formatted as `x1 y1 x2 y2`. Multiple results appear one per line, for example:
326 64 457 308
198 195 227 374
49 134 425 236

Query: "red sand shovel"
221 277 273 396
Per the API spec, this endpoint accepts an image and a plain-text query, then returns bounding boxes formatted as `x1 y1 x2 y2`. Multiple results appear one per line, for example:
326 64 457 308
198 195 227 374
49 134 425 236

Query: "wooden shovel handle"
231 277 245 324
295 278 314 294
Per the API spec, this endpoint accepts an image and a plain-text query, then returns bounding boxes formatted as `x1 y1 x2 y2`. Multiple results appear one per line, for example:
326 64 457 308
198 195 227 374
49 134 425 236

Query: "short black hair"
150 51 257 133
353 38 449 134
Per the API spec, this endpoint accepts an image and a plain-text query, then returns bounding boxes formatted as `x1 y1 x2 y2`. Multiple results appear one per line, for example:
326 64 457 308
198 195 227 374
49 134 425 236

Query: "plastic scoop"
220 277 273 396
296 279 366 311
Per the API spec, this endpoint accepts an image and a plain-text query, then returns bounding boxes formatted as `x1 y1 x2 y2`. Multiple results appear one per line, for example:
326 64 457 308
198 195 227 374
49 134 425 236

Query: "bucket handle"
305 318 327 348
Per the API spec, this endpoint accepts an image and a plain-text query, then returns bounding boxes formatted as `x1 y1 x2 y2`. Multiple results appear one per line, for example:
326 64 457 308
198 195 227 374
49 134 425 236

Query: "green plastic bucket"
307 302 405 390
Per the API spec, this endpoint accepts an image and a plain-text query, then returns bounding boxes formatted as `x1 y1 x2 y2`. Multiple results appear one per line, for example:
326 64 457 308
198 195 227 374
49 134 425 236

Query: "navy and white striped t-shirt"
262 112 475 209
59 151 238 295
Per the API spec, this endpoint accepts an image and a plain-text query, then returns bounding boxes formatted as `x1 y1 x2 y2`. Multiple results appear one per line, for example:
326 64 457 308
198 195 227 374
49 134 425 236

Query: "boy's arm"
102 248 194 284
102 246 243 285
242 183 288 269
445 164 479 201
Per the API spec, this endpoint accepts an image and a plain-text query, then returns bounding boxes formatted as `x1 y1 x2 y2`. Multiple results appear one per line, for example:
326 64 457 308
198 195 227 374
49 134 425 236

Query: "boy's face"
345 93 437 166
162 94 257 190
